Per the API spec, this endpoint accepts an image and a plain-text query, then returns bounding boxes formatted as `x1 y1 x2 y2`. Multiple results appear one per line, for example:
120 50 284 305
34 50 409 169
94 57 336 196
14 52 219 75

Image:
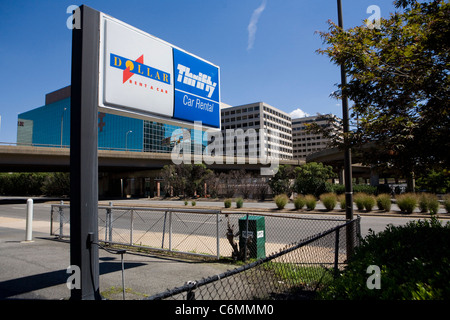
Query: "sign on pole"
98 13 221 129
69 5 221 300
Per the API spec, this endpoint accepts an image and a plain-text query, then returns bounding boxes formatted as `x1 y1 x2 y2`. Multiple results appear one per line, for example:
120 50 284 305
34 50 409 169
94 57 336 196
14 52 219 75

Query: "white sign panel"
98 13 220 128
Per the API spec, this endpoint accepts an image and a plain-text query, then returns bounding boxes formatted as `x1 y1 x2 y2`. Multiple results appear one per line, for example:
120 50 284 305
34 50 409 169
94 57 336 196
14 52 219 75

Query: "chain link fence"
50 203 354 260
146 217 361 300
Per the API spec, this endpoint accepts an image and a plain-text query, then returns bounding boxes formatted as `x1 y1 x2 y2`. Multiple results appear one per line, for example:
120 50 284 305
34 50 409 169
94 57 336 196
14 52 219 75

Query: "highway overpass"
0 145 305 173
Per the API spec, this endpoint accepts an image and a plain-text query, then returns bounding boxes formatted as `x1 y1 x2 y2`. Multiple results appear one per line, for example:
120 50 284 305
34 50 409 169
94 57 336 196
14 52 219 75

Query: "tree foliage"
294 162 336 197
161 164 213 198
268 165 295 196
316 0 450 178
321 218 450 300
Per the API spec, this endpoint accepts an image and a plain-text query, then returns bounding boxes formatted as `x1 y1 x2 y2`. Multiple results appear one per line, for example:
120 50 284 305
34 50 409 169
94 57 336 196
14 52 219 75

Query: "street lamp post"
125 130 133 151
336 0 355 257
60 107 67 148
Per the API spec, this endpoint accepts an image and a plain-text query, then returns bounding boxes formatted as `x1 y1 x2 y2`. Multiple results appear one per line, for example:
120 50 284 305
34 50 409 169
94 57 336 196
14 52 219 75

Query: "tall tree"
316 0 450 189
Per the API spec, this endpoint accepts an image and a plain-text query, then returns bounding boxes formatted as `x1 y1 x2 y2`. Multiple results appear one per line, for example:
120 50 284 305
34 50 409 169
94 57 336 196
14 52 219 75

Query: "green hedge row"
0 172 69 197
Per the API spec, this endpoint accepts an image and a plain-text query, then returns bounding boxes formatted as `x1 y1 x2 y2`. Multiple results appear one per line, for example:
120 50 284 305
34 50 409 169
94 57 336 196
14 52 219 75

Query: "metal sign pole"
70 5 101 300
337 0 355 259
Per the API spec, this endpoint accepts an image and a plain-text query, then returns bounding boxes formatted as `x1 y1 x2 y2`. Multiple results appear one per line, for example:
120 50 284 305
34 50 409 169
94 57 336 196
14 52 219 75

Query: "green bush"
396 193 417 214
362 194 376 211
305 195 317 210
224 199 232 208
274 194 289 210
338 194 346 210
320 193 337 211
184 200 188 206
293 195 305 210
354 193 366 211
191 200 196 206
320 218 450 300
444 194 450 213
376 194 392 212
418 193 439 215
236 197 244 209
352 184 377 195
330 184 345 195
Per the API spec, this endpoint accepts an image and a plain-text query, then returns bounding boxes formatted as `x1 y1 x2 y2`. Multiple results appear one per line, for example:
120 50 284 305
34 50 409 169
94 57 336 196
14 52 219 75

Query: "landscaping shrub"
352 184 377 195
184 200 188 206
236 197 244 209
418 193 439 215
338 194 346 210
376 194 391 212
353 193 366 211
305 195 317 210
320 218 450 300
293 195 305 210
444 194 450 213
191 200 196 206
320 193 337 211
330 184 345 195
362 194 376 211
274 194 289 209
224 199 232 208
396 193 417 214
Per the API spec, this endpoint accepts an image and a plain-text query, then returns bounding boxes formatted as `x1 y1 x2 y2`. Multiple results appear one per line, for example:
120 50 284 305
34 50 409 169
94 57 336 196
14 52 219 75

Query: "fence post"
59 200 64 239
168 211 173 252
105 201 113 243
334 227 340 279
130 209 134 246
162 211 167 249
216 212 220 260
243 213 249 262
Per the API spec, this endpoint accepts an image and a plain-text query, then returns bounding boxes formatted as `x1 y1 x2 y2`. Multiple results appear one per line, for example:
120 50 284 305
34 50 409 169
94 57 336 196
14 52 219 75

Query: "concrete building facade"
220 102 293 161
292 114 342 161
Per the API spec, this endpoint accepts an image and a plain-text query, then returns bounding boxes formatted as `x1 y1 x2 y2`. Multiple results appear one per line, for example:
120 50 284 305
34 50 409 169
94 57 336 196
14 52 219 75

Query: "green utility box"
239 216 266 259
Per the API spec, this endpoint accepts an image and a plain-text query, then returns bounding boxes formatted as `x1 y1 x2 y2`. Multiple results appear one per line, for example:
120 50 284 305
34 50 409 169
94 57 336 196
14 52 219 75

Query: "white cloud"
290 108 310 119
247 0 267 51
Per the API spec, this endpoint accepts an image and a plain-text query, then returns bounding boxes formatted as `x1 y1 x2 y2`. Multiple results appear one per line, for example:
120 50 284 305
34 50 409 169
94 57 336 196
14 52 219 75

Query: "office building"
220 102 293 160
17 86 214 154
292 114 342 160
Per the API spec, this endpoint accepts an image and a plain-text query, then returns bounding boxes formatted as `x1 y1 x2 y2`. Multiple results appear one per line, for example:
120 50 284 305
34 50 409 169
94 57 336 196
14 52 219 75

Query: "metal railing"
51 203 355 260
146 217 361 300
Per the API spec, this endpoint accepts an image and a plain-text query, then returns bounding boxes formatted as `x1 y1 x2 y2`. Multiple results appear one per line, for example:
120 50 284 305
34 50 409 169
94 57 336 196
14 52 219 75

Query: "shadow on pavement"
0 261 145 299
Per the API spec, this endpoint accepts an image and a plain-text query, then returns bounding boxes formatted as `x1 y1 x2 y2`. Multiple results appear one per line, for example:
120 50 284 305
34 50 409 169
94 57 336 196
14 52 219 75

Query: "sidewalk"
0 217 231 300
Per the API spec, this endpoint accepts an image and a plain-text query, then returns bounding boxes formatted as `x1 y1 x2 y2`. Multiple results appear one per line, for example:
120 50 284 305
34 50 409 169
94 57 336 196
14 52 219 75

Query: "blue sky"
0 0 398 143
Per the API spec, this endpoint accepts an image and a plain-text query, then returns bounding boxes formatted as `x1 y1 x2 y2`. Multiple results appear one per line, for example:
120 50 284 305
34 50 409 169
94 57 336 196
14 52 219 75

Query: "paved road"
1 200 446 238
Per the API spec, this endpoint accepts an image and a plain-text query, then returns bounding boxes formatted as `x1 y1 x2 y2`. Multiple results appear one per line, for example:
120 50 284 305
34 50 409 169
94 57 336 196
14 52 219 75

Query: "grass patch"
263 262 334 288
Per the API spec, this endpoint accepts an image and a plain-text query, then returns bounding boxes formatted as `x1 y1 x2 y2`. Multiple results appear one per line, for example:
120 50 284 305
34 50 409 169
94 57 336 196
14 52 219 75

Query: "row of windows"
262 106 290 121
262 113 291 129
222 106 260 116
263 121 292 136
293 142 326 148
221 121 261 130
293 136 323 142
222 113 260 123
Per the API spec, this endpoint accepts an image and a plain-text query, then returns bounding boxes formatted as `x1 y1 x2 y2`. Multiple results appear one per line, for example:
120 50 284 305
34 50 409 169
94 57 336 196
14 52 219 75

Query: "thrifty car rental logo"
110 53 170 90
176 64 217 99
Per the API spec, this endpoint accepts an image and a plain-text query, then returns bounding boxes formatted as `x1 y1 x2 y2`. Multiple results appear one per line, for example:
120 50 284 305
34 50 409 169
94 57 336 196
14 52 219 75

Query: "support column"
69 5 101 300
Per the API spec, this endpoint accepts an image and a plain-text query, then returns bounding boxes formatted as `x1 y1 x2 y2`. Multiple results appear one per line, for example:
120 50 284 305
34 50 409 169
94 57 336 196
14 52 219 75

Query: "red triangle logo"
122 55 144 83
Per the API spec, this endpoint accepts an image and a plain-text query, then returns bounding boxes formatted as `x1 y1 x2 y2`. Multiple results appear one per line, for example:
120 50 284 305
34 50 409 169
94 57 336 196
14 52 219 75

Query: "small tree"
268 165 295 196
294 162 336 197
